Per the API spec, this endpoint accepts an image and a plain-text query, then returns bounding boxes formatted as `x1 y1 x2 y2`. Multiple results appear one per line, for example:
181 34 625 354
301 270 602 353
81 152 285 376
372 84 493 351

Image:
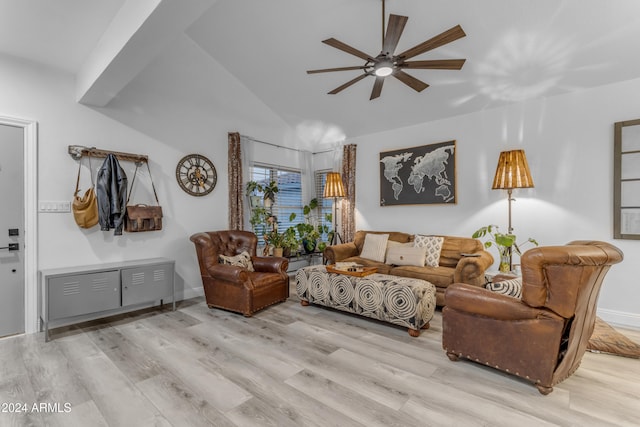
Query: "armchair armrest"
454 251 494 285
206 264 249 283
324 242 359 264
444 283 562 322
252 256 288 274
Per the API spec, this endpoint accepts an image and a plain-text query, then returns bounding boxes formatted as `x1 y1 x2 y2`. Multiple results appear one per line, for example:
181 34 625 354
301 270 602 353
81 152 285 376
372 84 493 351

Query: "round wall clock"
176 154 217 196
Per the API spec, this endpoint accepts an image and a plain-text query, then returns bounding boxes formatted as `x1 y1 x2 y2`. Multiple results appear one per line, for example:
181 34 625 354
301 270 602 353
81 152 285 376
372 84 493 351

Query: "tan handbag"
125 162 163 232
72 154 99 228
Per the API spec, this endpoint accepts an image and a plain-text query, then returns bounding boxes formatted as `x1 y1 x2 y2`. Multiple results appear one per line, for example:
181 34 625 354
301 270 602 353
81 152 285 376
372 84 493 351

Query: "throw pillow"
414 235 444 267
385 240 412 262
485 277 522 299
218 251 255 272
360 233 389 262
386 246 427 266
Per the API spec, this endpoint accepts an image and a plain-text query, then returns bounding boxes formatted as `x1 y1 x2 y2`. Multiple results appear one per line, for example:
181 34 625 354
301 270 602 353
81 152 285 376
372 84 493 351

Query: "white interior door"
0 124 25 337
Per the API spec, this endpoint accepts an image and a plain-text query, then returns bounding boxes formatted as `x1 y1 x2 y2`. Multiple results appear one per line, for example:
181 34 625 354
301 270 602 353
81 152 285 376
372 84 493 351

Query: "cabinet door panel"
48 270 120 319
121 263 174 306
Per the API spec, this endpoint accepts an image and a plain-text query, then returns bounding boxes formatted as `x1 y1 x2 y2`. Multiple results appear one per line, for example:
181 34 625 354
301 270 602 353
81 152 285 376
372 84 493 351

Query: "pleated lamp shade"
492 150 534 190
323 172 346 198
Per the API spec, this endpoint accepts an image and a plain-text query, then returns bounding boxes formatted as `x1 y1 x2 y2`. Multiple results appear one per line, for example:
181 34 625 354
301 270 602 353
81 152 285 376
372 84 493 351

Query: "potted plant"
264 229 285 257
246 180 264 208
294 198 323 253
282 214 301 257
262 180 279 209
472 225 538 272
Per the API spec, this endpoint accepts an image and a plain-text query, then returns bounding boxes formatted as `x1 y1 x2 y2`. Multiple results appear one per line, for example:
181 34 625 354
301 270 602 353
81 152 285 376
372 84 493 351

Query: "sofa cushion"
390 265 456 288
360 233 389 262
386 245 427 266
414 235 444 267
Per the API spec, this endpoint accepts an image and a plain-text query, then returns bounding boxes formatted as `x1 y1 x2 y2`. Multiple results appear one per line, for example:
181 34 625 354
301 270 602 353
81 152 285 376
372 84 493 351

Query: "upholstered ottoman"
295 265 436 336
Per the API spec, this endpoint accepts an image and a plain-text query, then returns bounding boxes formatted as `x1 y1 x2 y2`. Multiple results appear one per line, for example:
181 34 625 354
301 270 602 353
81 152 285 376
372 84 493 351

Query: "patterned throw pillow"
360 233 389 262
218 251 255 271
413 235 444 267
485 277 522 298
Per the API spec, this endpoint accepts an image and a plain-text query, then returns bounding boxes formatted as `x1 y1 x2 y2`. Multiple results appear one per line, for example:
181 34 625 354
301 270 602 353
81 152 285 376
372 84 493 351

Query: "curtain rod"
242 135 337 155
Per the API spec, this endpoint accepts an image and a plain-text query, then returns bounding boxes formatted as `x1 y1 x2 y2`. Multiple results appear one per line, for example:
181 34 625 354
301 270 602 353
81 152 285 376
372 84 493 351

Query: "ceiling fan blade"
402 59 466 70
397 25 466 60
382 14 408 55
370 76 385 100
307 66 369 74
322 38 373 61
328 73 369 95
394 70 429 92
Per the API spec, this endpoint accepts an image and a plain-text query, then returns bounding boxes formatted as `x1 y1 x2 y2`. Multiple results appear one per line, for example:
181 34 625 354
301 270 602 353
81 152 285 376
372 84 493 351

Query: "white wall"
0 41 292 328
346 77 640 327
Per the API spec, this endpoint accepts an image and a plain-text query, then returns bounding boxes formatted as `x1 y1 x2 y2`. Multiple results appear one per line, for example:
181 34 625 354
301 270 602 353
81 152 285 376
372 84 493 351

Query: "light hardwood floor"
1 285 639 427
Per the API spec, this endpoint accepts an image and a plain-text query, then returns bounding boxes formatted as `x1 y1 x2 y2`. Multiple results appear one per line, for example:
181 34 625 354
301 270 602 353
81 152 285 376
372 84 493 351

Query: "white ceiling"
4 0 640 141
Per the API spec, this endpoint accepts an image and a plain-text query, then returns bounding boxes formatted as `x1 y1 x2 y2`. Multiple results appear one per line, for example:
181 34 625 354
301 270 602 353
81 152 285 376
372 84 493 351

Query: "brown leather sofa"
190 230 289 316
324 230 494 306
442 241 623 394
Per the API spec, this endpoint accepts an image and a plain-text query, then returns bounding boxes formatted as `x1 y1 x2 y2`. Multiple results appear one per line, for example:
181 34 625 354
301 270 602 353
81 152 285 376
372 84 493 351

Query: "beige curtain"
228 132 244 230
341 144 357 242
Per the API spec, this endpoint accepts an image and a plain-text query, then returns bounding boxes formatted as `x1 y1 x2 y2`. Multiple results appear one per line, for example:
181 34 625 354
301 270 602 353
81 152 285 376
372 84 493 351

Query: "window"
250 164 303 234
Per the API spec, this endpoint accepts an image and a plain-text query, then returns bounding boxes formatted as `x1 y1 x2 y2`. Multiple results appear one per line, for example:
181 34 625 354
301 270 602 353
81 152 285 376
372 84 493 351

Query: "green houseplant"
262 180 279 209
246 180 264 208
472 225 538 272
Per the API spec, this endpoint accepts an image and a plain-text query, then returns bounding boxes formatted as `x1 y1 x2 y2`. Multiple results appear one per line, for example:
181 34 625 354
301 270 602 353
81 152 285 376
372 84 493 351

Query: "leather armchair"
442 241 623 394
190 230 289 316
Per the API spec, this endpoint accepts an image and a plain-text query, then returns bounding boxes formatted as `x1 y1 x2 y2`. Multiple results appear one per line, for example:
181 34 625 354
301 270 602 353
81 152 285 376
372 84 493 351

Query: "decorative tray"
326 264 378 277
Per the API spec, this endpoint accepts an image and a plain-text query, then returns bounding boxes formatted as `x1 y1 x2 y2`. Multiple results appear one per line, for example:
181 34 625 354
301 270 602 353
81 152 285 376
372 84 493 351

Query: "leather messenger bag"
125 162 163 232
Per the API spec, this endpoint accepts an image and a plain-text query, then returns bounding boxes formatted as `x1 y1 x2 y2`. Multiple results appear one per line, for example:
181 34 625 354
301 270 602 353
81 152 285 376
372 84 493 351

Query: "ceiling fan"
307 0 467 100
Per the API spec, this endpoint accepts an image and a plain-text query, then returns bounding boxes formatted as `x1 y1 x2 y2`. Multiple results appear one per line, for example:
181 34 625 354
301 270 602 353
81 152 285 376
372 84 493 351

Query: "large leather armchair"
190 230 289 316
442 241 623 394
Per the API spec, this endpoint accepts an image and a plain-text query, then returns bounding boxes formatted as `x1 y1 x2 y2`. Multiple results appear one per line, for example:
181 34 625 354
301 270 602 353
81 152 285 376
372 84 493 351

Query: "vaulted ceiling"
3 0 640 142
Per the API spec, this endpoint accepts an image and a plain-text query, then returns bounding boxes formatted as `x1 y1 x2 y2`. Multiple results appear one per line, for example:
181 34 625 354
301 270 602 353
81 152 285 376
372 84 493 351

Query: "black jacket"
96 154 128 235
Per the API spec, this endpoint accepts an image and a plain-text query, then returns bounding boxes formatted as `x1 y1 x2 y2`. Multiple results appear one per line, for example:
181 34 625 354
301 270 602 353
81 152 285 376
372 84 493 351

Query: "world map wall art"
379 140 456 206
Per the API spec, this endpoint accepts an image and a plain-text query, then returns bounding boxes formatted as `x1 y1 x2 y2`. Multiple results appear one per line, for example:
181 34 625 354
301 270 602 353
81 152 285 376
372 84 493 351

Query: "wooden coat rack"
68 145 148 164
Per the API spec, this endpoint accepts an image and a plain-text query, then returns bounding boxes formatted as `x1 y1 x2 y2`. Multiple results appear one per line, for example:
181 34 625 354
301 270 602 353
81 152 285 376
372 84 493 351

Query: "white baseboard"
597 308 640 329
178 287 204 301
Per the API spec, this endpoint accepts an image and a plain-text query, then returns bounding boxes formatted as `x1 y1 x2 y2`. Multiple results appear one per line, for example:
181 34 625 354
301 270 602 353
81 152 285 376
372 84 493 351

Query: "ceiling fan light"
374 65 394 77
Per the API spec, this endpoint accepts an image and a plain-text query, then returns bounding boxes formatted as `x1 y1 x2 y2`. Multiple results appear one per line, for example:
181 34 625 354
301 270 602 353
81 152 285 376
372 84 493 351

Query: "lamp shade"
492 150 534 190
323 172 346 198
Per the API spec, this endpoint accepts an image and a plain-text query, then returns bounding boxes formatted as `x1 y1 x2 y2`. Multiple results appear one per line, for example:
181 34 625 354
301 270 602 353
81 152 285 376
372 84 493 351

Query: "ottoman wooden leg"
300 300 310 306
408 328 420 337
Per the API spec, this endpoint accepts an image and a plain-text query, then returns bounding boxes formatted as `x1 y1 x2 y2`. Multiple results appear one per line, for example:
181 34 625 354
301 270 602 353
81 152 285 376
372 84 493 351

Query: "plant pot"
273 247 284 257
249 195 262 208
303 238 316 254
499 253 511 273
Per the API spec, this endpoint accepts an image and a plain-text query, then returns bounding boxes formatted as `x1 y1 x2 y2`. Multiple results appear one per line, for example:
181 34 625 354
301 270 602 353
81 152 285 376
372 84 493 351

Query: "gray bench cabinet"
40 258 175 341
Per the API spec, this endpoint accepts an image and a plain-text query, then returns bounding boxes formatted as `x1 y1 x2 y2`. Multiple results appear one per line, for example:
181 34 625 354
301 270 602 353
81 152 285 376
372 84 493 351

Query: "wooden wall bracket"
68 145 148 164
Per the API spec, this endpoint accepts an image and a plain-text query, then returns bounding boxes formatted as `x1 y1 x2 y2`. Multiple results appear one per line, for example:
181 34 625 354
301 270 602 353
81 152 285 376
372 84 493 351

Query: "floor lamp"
492 149 534 270
323 172 346 245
